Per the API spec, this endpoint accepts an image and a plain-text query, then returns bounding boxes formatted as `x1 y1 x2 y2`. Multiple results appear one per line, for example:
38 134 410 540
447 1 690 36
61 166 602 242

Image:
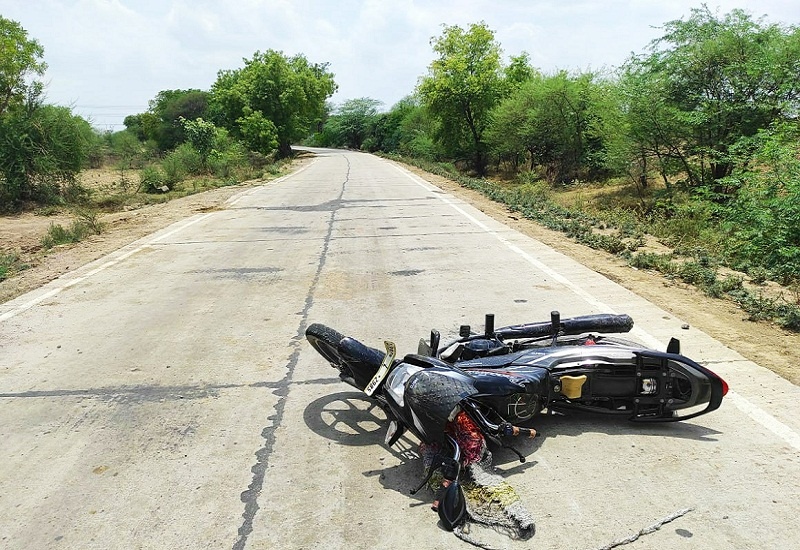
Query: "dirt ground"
2 157 799 385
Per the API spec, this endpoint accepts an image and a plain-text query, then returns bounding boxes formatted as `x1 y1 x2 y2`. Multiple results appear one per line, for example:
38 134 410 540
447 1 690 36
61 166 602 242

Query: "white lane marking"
393 162 800 452
226 161 314 207
0 213 212 322
725 391 800 450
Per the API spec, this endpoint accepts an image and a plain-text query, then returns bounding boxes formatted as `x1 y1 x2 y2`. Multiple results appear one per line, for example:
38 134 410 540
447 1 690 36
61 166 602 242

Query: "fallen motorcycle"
305 311 728 533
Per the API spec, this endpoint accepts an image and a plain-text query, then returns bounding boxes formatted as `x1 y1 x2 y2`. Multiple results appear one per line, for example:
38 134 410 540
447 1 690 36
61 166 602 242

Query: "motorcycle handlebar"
461 400 536 439
494 313 633 340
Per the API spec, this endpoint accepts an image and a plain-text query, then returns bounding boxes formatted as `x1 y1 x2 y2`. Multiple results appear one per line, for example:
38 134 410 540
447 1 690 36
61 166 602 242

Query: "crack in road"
0 378 341 402
233 154 351 550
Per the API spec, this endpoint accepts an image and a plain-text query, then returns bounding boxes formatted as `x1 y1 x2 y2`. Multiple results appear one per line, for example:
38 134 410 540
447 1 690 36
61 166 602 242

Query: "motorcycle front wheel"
306 323 346 367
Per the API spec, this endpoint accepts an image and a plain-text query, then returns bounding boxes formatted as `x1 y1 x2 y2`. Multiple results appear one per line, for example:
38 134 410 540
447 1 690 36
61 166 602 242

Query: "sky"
2 0 798 130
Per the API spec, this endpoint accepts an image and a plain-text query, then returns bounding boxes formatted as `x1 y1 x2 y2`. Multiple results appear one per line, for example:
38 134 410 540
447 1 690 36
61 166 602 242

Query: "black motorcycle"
305 311 728 531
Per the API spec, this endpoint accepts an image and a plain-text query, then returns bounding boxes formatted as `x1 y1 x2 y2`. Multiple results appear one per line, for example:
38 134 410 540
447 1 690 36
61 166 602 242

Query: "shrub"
40 220 91 249
208 142 248 180
139 164 167 193
160 143 202 187
0 251 20 281
629 252 673 272
73 208 104 234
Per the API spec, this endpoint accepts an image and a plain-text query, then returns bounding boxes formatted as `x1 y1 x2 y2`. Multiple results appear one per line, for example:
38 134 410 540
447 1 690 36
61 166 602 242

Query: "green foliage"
107 130 145 165
208 138 249 180
125 89 210 152
0 250 22 281
620 6 800 189
418 22 504 175
235 109 278 155
0 103 95 209
389 96 442 160
503 52 537 90
649 197 717 249
721 122 800 283
0 16 46 116
73 208 104 234
487 71 605 182
41 220 90 249
160 143 203 187
139 164 167 193
211 50 337 157
180 116 216 165
333 97 383 150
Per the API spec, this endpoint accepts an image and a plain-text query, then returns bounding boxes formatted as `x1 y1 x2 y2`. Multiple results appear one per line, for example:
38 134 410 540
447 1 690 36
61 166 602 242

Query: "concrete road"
1 149 798 549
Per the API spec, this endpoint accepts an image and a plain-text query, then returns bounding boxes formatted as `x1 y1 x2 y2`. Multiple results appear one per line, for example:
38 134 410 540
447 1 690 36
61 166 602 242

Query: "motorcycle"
305 311 728 533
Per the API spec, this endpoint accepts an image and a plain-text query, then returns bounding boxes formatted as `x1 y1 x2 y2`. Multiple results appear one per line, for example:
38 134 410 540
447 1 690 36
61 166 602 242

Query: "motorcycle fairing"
404 366 479 443
384 363 425 408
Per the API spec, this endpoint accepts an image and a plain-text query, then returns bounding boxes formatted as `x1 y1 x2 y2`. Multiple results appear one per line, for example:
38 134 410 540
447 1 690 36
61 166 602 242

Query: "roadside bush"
705 274 744 299
400 134 442 161
0 251 20 281
41 221 89 249
139 165 167 193
73 208 104 234
171 143 204 174
161 143 202 187
676 261 717 287
629 252 673 272
0 104 95 209
650 199 716 249
208 142 248 180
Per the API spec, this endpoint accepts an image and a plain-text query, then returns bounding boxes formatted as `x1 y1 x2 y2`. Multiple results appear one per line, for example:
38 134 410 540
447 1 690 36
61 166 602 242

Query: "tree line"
320 8 799 188
0 14 336 210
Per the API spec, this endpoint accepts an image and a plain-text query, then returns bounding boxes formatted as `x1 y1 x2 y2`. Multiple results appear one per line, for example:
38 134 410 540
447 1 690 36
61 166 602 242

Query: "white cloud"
1 0 797 128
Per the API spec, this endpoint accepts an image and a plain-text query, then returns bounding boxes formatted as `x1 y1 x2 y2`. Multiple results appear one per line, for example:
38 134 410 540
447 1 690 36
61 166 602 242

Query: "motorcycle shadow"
506 409 722 450
302 390 434 504
302 390 390 448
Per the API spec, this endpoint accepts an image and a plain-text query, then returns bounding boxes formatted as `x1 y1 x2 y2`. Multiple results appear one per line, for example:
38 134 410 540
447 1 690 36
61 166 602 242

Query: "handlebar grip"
495 313 634 339
500 423 537 439
512 426 536 439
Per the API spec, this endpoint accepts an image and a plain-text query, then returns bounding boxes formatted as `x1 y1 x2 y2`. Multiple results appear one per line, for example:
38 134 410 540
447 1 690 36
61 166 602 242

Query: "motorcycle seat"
455 350 529 369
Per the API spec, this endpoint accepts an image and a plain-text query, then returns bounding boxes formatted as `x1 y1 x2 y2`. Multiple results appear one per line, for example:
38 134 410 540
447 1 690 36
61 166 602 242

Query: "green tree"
333 97 382 150
0 104 95 208
722 121 800 282
125 89 210 152
418 22 504 175
487 71 602 182
0 16 46 116
595 69 690 192
624 6 800 190
503 52 537 91
211 50 337 157
123 111 159 143
236 109 278 155
180 116 217 167
0 18 95 209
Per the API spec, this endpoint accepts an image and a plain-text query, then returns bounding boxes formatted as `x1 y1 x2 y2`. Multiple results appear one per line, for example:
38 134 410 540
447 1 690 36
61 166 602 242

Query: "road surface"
1 148 798 549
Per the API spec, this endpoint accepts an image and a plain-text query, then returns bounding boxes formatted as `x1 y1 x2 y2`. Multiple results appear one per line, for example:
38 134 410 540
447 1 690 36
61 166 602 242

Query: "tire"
307 324 388 391
306 323 346 368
